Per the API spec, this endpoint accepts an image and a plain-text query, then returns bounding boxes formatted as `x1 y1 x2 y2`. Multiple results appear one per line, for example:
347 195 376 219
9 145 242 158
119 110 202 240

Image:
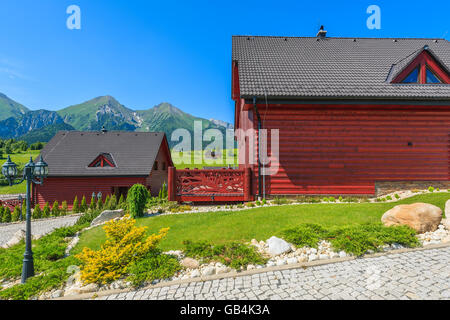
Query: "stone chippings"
99 246 450 300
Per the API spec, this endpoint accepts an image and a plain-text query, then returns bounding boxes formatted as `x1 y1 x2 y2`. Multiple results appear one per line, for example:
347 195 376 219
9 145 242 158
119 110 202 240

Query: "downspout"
253 97 262 199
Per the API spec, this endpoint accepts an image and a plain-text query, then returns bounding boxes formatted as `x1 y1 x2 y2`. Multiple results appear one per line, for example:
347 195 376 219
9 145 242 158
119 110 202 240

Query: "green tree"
2 207 11 223
12 206 21 222
21 202 26 221
32 205 42 220
96 195 103 210
51 201 60 217
61 201 68 216
72 196 80 213
89 195 96 211
109 194 117 210
103 195 110 210
81 196 87 212
127 184 150 218
0 206 4 222
43 202 51 218
118 194 126 209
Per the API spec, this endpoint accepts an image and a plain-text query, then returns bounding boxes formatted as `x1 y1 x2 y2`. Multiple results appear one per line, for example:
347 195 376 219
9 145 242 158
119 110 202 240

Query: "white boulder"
266 236 292 256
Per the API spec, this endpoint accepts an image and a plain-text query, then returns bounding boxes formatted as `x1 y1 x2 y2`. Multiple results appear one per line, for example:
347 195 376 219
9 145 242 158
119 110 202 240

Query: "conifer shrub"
127 184 150 218
32 205 42 219
75 215 169 284
43 202 51 218
89 195 96 211
81 196 88 212
72 196 80 213
0 206 4 222
108 194 117 210
61 201 68 216
51 201 60 217
12 206 21 222
2 207 11 223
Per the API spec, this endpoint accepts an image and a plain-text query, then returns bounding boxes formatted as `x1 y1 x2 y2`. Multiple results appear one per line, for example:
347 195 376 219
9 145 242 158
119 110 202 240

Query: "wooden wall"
238 103 450 196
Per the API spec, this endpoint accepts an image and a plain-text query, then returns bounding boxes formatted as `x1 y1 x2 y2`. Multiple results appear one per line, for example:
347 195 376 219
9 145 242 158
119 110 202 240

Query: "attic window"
401 68 419 83
88 153 115 168
426 69 442 83
393 49 450 84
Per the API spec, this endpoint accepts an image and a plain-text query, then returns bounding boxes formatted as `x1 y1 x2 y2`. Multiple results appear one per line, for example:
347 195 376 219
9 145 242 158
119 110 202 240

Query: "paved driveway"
99 246 450 300
0 215 80 247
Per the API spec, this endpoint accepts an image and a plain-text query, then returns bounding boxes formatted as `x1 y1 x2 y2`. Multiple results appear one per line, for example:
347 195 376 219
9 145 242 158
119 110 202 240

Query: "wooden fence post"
168 166 176 202
244 167 252 201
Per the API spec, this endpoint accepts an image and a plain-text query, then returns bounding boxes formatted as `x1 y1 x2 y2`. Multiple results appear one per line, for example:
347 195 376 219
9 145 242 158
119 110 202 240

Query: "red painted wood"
32 176 147 209
173 168 251 203
392 50 450 83
235 103 450 196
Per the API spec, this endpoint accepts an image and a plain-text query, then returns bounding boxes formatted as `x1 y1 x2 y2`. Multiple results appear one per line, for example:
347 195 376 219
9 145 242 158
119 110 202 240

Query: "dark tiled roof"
39 131 167 177
232 36 450 100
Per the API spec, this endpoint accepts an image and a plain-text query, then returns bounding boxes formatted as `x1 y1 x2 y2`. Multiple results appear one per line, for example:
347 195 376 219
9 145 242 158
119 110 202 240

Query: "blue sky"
0 0 448 123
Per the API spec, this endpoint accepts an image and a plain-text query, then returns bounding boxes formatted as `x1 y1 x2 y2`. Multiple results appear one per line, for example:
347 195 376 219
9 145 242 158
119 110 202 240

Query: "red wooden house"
232 31 450 197
33 130 173 208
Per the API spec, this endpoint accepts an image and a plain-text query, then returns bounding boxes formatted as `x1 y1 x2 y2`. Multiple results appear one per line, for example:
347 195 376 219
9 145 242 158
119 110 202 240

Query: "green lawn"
74 192 449 253
171 149 238 169
0 151 40 194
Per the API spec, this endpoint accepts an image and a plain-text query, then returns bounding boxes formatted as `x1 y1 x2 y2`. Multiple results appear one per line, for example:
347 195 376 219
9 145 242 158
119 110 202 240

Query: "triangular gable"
88 153 116 168
392 47 450 84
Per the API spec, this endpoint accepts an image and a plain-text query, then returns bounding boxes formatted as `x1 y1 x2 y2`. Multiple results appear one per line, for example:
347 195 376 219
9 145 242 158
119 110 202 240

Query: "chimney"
316 25 327 38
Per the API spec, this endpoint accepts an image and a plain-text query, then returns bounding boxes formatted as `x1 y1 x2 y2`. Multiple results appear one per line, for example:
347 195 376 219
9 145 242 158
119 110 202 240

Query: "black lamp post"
1 155 48 283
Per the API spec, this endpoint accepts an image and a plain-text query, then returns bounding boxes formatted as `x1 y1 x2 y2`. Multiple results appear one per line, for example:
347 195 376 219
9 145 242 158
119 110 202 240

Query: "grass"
171 148 238 169
0 150 40 194
74 192 449 253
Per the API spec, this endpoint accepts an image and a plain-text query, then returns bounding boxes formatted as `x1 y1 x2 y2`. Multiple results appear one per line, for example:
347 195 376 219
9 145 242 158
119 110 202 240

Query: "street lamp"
1 155 48 283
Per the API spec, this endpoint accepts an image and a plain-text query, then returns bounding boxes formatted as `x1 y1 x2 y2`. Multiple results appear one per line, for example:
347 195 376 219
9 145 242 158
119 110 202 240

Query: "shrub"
127 184 150 218
272 197 290 205
80 196 88 212
338 196 343 202
127 250 182 287
386 195 392 201
21 203 26 221
183 240 267 270
262 198 267 205
72 196 80 213
2 207 12 223
89 195 96 211
245 202 255 208
51 201 60 217
436 188 440 192
0 206 4 222
329 197 335 202
394 194 400 199
280 223 419 256
43 202 51 218
96 195 103 210
11 206 21 222
428 186 435 192
118 194 126 209
255 200 261 206
281 224 329 248
75 208 102 226
108 194 117 210
32 205 42 219
169 204 192 213
61 201 68 216
75 216 169 284
322 197 329 202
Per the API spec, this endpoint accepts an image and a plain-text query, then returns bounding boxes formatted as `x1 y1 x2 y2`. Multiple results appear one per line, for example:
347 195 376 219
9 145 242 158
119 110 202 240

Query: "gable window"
153 161 158 171
88 153 116 168
426 69 442 84
162 162 166 170
401 68 419 83
393 48 450 84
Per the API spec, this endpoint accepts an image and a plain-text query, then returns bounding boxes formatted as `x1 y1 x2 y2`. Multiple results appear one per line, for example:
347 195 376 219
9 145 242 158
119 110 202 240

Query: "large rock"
381 203 442 233
266 236 292 256
442 217 450 231
2 229 26 248
90 209 124 226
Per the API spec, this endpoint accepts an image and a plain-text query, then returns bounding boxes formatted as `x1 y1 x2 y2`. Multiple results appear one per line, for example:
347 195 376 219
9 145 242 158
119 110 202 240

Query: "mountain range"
0 93 233 147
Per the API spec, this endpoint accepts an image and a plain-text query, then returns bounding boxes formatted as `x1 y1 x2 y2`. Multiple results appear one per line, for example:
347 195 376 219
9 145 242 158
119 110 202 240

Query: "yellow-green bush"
75 215 169 284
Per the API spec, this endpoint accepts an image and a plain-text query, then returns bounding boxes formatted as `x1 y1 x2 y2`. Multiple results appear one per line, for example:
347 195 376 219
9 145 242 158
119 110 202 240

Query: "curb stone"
52 242 450 300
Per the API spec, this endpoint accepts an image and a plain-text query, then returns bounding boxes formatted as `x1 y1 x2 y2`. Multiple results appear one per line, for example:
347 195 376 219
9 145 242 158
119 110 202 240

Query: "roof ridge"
232 35 448 41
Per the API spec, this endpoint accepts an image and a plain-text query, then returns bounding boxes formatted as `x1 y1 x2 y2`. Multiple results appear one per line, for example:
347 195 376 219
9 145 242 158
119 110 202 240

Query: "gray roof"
39 131 168 177
232 36 450 100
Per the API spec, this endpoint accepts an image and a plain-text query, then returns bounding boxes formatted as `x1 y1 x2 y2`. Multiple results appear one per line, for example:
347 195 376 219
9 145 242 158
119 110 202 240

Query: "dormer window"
393 48 450 84
88 153 116 168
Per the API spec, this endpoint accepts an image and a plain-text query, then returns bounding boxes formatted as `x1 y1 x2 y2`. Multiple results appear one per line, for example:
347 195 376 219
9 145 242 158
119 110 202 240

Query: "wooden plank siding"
240 104 450 196
32 176 147 209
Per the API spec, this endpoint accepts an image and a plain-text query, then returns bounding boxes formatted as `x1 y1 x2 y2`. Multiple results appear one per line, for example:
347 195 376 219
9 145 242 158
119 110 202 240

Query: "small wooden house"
33 130 173 208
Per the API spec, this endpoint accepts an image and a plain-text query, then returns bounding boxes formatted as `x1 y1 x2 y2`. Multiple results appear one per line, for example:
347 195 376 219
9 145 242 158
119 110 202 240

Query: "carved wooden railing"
168 167 252 202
